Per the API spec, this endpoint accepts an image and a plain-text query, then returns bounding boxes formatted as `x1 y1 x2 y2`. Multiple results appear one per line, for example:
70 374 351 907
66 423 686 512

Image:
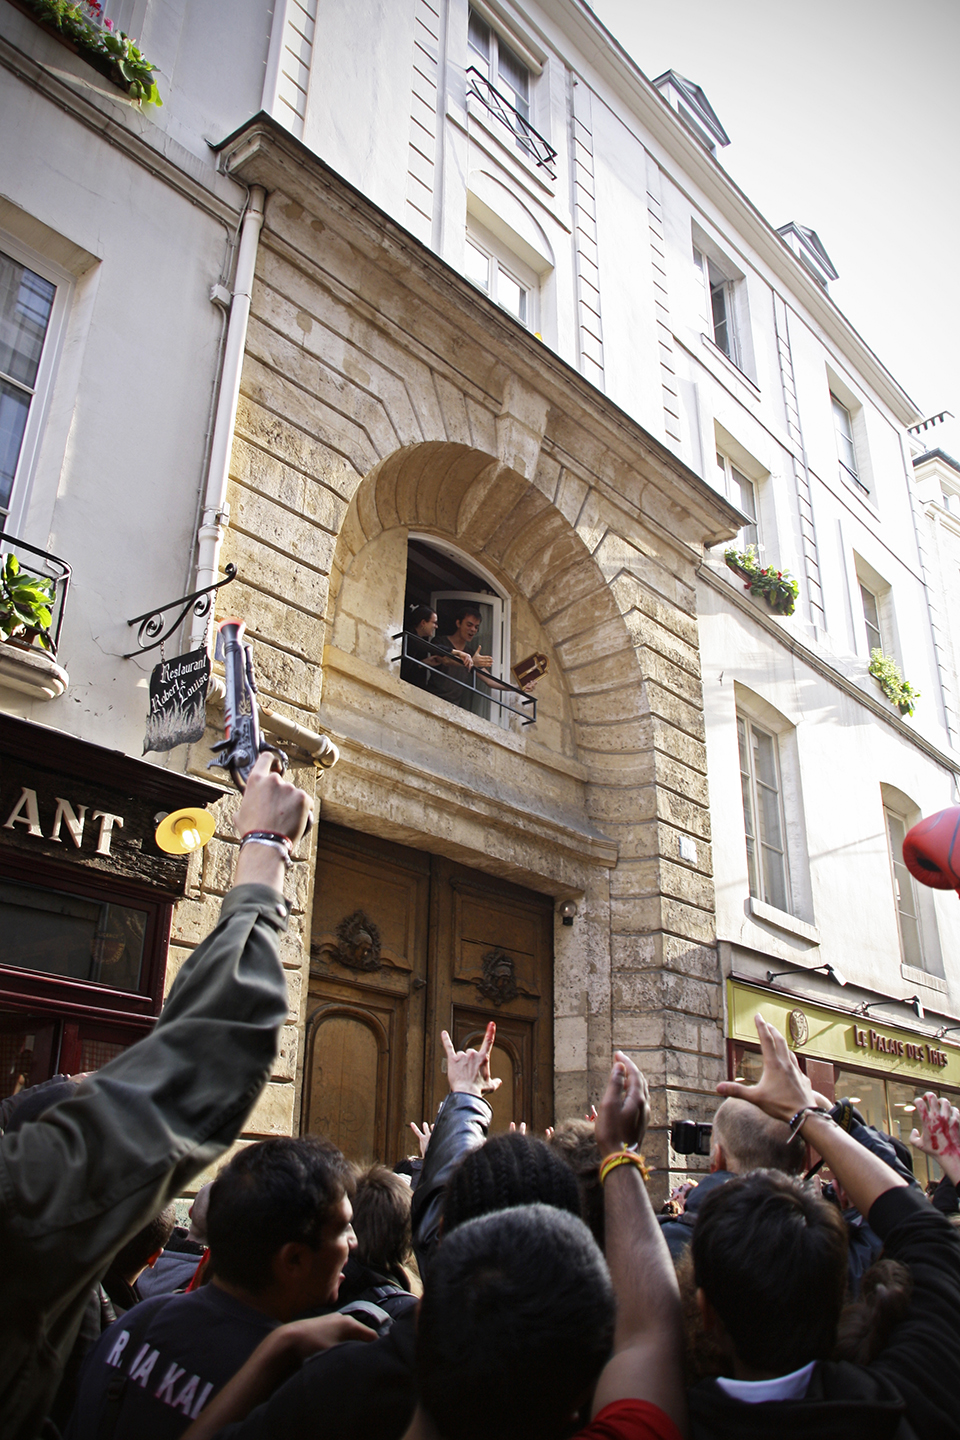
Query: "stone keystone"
497 373 550 482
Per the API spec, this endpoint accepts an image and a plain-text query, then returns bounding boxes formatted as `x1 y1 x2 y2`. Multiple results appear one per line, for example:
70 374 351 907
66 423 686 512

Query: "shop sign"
143 648 210 755
727 979 960 1088
0 767 180 889
852 1025 949 1069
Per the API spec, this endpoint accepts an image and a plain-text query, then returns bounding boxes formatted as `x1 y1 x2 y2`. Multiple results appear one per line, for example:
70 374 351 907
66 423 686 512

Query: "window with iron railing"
466 8 555 176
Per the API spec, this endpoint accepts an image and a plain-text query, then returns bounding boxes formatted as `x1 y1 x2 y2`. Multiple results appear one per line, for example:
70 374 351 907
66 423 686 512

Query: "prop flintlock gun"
208 618 337 797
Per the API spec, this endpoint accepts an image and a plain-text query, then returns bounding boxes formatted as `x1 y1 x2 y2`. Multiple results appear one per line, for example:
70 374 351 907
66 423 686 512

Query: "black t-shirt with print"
63 1284 277 1440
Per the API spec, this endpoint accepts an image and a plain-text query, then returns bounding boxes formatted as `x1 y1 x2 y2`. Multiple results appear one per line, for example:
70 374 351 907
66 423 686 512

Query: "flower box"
723 548 799 618
6 0 161 105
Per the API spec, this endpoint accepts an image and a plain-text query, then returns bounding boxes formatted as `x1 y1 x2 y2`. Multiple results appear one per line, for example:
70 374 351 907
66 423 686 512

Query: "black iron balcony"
0 533 71 657
466 68 557 177
393 630 537 725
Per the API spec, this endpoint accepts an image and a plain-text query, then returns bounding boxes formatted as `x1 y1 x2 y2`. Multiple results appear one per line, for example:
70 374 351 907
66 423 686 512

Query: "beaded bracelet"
599 1150 650 1184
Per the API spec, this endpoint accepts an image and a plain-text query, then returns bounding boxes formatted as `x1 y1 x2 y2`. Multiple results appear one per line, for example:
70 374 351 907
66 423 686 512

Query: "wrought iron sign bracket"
124 564 238 658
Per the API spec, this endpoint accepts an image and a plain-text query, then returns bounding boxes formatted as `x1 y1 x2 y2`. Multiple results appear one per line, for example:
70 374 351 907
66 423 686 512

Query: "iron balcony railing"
466 68 557 177
0 533 71 657
392 630 537 726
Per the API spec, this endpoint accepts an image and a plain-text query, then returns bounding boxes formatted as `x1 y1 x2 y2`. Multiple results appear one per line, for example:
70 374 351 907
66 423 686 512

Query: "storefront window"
1 878 147 993
835 1067 960 1190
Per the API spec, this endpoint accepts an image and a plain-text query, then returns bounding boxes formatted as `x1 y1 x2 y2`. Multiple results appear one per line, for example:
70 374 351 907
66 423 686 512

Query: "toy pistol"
208 617 288 790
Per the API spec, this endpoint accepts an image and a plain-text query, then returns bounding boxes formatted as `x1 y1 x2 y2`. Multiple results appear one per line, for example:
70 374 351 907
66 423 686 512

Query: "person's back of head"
547 1118 604 1249
418 1204 614 1440
351 1163 412 1283
711 1097 806 1176
206 1135 353 1297
109 1205 177 1284
692 1169 848 1375
442 1132 581 1236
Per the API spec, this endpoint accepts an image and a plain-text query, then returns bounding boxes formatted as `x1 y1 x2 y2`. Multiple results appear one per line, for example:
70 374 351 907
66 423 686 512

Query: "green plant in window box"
13 0 162 106
723 547 799 617
868 649 920 717
0 555 55 651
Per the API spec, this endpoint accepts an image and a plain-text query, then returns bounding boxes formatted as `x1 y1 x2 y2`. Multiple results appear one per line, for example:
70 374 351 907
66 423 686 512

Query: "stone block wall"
171 125 741 1196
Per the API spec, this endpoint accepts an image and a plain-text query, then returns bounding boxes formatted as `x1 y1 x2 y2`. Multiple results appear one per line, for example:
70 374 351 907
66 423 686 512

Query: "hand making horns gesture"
441 1021 502 1098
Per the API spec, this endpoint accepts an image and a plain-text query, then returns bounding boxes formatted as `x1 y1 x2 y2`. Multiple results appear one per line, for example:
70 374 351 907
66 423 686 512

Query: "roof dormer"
777 223 839 290
652 71 730 154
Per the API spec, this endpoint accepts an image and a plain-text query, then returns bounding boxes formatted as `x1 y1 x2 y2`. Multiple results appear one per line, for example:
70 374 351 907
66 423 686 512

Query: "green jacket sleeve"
0 882 290 1440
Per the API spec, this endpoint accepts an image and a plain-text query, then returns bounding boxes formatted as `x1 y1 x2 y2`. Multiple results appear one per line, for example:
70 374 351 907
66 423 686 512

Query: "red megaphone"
902 807 960 896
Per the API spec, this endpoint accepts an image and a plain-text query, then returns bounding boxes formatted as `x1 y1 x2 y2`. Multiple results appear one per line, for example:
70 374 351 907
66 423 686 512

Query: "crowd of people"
2 756 959 1440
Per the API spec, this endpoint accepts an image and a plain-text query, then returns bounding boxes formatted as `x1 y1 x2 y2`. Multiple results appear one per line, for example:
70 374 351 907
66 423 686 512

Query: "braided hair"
443 1132 581 1236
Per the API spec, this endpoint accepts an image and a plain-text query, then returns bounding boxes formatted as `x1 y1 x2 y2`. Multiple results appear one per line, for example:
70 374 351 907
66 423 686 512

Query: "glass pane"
886 1079 929 1186
0 254 55 388
467 8 490 61
464 240 490 292
832 396 858 477
0 379 31 513
0 879 147 992
834 1069 889 1136
886 812 924 968
732 467 759 549
498 40 530 117
752 728 788 909
497 268 526 324
737 717 759 899
860 585 881 654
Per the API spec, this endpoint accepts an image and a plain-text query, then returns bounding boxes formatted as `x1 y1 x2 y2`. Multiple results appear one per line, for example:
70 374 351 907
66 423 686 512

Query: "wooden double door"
303 825 554 1165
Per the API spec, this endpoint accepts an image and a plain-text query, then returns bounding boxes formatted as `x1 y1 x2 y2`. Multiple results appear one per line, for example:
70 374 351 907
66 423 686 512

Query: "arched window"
403 536 512 726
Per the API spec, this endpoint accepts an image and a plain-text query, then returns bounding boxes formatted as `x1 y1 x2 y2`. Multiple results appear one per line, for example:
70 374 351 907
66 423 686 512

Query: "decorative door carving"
304 829 553 1163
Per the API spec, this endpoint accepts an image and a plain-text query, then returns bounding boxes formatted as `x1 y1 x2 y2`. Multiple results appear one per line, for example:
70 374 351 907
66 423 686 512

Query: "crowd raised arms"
2 764 959 1440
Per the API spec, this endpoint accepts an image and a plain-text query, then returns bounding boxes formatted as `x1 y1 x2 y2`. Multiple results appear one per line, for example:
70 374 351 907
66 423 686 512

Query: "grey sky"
590 0 960 452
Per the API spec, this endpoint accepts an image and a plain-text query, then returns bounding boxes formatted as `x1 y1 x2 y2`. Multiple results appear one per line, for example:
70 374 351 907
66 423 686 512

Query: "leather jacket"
410 1091 491 1278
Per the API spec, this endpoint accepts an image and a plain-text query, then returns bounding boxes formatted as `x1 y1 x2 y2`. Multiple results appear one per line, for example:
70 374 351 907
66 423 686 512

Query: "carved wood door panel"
305 832 554 1163
305 826 429 1165
427 858 554 1137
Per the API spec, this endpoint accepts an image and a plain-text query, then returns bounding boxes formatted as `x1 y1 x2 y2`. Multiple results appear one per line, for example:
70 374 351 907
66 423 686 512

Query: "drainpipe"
190 185 266 650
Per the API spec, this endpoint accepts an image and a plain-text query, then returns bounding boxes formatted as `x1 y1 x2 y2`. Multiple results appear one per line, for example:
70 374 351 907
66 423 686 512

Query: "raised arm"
0 755 311 1428
910 1091 960 1188
590 1052 687 1434
410 1023 500 1277
718 1015 907 1216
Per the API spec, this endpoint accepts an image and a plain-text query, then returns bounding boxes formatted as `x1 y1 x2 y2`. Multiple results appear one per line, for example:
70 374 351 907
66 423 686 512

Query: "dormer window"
777 224 839 291
652 71 730 154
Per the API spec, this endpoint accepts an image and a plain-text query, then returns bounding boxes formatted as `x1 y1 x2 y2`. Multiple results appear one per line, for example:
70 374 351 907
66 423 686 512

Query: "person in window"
399 606 447 692
428 605 489 709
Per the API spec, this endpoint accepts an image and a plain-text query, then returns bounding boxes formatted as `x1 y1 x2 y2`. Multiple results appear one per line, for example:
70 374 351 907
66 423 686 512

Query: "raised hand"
508 1121 527 1134
911 1092 960 1185
716 1014 814 1122
595 1050 649 1156
235 751 313 844
441 1021 502 1098
409 1120 433 1157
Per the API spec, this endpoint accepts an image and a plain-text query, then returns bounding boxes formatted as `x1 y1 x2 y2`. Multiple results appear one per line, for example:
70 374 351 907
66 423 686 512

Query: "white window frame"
831 392 866 494
694 245 742 368
464 222 538 331
468 6 531 123
852 556 895 663
716 451 759 552
884 807 925 973
737 712 792 915
0 232 72 537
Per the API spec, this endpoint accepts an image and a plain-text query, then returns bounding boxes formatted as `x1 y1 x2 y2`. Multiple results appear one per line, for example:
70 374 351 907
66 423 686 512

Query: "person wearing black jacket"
686 1015 960 1440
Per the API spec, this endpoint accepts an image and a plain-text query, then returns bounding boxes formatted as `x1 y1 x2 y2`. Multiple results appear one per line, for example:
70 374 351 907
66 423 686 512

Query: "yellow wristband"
599 1150 650 1184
